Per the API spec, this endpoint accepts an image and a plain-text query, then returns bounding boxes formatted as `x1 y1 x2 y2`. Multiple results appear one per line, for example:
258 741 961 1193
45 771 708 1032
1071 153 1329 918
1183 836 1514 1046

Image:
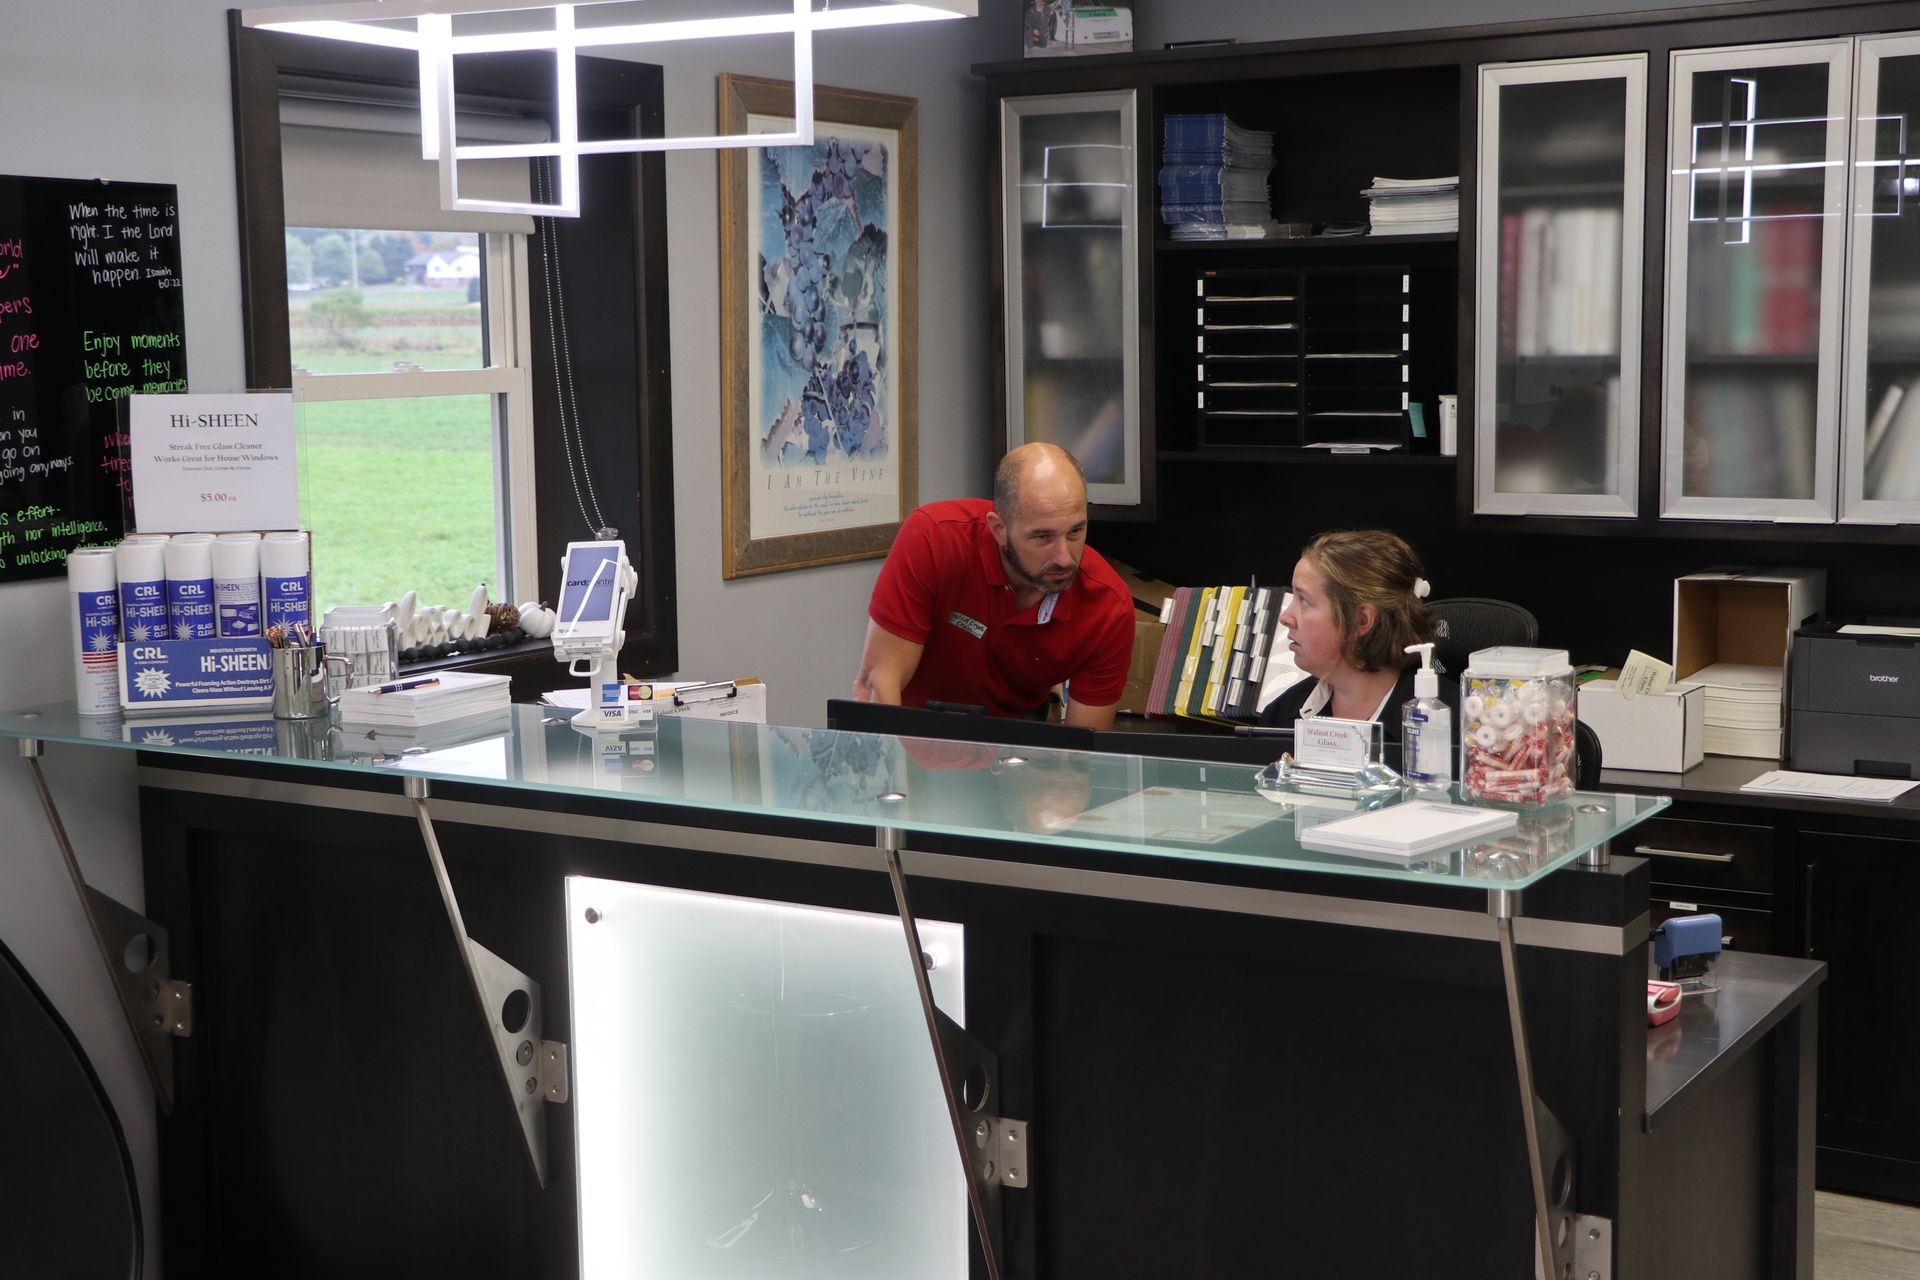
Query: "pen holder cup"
272 648 351 720
321 620 400 699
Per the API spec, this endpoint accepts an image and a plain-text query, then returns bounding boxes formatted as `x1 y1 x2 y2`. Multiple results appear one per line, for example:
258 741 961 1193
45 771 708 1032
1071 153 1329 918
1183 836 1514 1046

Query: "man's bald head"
993 442 1086 524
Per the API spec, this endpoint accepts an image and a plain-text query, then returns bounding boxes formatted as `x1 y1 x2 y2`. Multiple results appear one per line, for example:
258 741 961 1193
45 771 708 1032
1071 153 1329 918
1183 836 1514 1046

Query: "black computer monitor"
825 699 1095 752
1094 727 1293 766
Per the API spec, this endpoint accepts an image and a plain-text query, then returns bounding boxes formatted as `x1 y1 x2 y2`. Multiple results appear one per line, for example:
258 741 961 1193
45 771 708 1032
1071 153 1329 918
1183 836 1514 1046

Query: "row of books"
1160 113 1276 236
1683 209 1819 357
1144 583 1305 723
1860 378 1920 502
1362 175 1458 236
1496 206 1625 358
1680 374 1818 501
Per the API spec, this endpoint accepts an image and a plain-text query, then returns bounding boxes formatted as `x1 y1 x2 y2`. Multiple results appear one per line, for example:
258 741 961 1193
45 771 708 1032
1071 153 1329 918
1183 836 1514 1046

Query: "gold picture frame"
719 74 919 579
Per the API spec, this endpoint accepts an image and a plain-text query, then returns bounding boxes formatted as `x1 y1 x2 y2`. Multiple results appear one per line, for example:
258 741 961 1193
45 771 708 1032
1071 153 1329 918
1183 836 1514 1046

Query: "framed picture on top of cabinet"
718 74 919 579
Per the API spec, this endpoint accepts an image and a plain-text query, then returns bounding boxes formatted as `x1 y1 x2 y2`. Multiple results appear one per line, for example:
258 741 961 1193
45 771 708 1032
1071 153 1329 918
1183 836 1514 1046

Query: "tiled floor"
1816 1192 1920 1278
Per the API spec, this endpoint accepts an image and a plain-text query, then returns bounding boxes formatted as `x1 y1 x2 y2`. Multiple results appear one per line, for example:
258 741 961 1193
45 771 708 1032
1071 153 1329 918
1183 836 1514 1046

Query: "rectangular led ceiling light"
242 0 976 217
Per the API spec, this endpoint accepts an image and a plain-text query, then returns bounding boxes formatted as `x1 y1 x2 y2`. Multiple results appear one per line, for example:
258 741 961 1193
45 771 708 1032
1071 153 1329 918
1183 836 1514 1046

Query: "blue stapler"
1652 913 1723 982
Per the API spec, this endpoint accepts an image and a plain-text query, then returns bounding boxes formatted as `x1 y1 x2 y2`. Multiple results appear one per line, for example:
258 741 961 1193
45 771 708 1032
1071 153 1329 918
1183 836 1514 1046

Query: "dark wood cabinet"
1802 830 1920 1202
1604 756 1920 1206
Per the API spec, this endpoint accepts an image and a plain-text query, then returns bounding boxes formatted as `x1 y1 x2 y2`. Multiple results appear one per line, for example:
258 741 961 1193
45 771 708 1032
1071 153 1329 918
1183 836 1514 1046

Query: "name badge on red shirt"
948 611 986 639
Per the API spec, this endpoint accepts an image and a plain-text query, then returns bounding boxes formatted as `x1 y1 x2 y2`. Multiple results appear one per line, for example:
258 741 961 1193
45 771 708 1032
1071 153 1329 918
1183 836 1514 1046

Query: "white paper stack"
1361 175 1459 236
1686 661 1784 757
340 671 511 729
1297 801 1518 861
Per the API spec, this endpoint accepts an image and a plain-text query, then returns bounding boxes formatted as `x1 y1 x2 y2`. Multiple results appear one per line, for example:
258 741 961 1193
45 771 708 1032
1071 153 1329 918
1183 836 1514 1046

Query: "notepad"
1298 801 1519 859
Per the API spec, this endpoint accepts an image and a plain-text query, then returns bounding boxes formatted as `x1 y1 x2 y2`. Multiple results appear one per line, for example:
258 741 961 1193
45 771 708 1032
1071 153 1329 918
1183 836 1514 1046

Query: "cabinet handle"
1633 845 1736 863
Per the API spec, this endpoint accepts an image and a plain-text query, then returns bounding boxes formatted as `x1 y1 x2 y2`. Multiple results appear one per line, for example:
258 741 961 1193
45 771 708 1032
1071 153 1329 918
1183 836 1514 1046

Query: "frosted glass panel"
567 877 966 1280
1664 44 1848 519
1476 57 1644 517
1003 91 1141 504
1847 44 1920 515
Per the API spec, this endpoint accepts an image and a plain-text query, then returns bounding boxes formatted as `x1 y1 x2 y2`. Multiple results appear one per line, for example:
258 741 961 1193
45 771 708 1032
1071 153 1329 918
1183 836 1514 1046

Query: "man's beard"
1002 544 1077 594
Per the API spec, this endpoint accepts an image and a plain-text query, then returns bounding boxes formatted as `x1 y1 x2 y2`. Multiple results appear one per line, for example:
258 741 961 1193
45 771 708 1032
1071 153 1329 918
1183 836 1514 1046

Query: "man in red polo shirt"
853 443 1134 729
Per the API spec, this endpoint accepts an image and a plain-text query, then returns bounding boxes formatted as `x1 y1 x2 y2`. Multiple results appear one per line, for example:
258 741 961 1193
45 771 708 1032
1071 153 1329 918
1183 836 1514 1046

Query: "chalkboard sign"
0 174 187 583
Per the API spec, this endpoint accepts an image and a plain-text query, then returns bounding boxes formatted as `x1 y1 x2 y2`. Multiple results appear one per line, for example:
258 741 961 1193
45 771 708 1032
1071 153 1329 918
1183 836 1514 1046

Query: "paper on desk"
1739 770 1919 802
1837 623 1920 638
1617 649 1673 699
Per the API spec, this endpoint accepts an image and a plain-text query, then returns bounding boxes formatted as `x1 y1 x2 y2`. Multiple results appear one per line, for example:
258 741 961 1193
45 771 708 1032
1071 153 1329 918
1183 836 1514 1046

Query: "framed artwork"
719 74 919 578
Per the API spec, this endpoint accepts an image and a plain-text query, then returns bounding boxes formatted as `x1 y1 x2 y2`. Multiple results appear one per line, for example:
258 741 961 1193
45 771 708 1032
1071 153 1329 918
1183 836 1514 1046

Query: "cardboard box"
1105 560 1179 717
1672 568 1825 758
1672 569 1827 679
1024 4 1133 57
1578 680 1705 773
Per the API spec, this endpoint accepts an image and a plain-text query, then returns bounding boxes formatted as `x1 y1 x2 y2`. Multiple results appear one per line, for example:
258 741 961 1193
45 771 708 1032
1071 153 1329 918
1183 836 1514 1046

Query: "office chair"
1426 597 1540 677
1573 717 1603 791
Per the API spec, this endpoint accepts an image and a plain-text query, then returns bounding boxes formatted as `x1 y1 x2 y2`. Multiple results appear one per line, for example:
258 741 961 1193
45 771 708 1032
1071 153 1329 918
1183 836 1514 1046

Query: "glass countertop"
0 703 1669 892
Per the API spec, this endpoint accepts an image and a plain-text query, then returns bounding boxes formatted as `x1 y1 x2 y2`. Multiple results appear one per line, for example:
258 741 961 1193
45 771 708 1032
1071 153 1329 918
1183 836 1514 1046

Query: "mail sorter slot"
1200 410 1303 449
1628 814 1775 896
1302 358 1406 389
1199 326 1299 359
1200 381 1298 412
1652 895 1773 954
1303 271 1407 305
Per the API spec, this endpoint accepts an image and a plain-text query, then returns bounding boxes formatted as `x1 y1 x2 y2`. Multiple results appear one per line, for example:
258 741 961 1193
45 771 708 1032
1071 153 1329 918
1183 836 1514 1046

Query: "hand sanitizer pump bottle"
1402 642 1453 790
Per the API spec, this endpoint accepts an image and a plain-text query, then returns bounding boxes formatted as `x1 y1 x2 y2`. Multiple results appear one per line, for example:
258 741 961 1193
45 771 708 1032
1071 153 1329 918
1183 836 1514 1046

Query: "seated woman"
1257 529 1460 739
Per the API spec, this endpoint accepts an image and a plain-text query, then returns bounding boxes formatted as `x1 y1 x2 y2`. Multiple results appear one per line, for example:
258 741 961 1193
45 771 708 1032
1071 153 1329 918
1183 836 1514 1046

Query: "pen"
369 677 440 695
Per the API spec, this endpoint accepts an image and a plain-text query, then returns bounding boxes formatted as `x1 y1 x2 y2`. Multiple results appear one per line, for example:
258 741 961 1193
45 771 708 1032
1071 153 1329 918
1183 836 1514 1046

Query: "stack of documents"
1361 176 1459 236
1686 662 1784 757
340 671 511 728
1298 801 1518 861
1159 113 1276 232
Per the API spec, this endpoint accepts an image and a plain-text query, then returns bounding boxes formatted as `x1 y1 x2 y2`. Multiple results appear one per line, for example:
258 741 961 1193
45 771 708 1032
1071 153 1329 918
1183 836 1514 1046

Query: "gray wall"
651 8 1020 727
0 1 1711 1274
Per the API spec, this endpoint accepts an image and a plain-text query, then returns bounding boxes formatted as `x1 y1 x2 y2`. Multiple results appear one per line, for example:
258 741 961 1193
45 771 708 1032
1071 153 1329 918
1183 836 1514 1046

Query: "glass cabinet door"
1663 42 1852 521
1001 91 1141 506
1842 34 1920 523
1475 55 1646 517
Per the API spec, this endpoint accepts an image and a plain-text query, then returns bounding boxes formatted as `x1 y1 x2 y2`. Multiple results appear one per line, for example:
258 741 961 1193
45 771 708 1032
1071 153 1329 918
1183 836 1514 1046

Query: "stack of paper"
1298 801 1518 861
1159 114 1276 233
1686 661 1784 757
340 671 512 728
1361 175 1459 236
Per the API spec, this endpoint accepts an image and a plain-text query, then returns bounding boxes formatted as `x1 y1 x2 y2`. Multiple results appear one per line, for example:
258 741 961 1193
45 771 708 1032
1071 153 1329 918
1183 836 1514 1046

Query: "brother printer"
1788 620 1920 779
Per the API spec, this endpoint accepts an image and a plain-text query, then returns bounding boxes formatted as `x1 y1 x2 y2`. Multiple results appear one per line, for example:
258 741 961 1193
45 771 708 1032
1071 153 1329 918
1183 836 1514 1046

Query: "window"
231 20 678 673
286 227 534 616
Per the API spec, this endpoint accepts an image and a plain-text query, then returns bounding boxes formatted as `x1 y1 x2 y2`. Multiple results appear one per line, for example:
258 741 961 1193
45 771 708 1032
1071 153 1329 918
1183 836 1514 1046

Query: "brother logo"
1870 674 1900 683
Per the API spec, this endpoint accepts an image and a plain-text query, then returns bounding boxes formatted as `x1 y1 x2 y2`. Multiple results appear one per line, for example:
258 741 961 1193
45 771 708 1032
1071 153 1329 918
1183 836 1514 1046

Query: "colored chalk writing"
0 175 187 581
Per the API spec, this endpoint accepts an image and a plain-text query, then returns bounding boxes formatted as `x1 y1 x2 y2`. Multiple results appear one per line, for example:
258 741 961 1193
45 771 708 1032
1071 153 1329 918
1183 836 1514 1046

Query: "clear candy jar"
1459 646 1576 806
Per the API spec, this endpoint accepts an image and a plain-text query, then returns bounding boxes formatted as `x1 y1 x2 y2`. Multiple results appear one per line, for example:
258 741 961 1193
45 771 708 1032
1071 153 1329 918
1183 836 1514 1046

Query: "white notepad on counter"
339 671 511 728
1298 801 1519 859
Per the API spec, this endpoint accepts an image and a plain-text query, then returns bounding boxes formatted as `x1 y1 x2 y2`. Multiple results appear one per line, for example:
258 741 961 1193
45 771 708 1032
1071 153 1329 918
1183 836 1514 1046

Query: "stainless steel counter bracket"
879 824 1026 1280
405 775 566 1189
18 738 188 1114
1493 888 1609 1280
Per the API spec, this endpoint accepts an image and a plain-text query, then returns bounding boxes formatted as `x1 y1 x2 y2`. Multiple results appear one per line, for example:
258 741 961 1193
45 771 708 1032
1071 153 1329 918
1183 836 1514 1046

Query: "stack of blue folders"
1160 113 1277 239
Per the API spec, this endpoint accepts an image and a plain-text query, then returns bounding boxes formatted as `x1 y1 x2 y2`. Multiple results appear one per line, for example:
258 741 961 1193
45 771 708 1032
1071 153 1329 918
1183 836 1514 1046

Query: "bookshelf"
980 1 1920 543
